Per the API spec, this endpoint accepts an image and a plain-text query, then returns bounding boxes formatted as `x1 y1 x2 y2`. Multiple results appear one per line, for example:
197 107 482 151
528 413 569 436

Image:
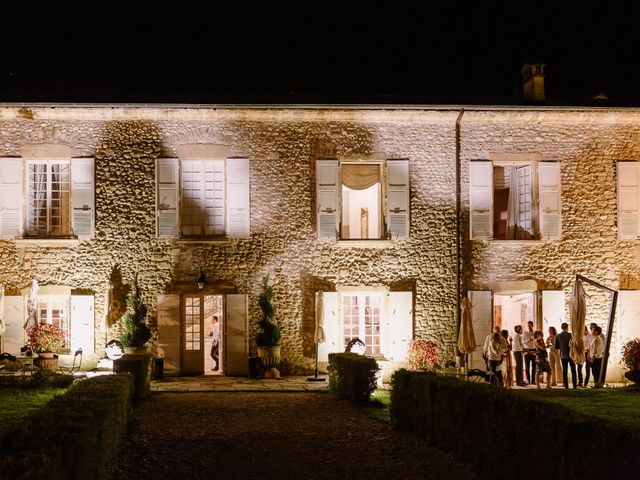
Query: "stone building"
0 104 639 380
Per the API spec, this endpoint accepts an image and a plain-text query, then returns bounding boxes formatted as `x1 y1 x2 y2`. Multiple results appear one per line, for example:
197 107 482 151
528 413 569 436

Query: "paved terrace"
151 375 332 392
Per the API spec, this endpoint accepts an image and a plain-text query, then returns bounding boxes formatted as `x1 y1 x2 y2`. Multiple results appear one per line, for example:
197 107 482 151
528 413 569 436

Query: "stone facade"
1 106 639 378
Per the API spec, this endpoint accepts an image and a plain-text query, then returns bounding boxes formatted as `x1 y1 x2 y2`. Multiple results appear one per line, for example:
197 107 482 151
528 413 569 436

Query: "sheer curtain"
505 166 534 240
31 164 48 235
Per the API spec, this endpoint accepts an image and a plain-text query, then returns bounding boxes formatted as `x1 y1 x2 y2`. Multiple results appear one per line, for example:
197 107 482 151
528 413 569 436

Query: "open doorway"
182 294 224 376
494 292 536 334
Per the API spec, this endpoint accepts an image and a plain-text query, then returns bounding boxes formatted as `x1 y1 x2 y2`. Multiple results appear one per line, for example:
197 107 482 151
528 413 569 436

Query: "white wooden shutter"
2 296 24 355
386 160 410 240
469 290 492 370
316 160 339 240
617 162 640 240
538 162 562 240
618 291 640 348
70 295 94 355
0 158 23 239
225 294 248 375
542 290 565 334
157 294 181 376
156 158 180 238
226 158 250 238
71 158 95 239
317 292 340 362
386 291 413 362
469 161 493 239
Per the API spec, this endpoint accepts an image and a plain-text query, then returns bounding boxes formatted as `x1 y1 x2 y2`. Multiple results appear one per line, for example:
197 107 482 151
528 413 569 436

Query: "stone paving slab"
151 375 330 392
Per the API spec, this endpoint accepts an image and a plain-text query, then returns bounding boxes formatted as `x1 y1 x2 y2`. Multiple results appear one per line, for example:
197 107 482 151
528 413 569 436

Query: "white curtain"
505 166 534 240
31 164 48 235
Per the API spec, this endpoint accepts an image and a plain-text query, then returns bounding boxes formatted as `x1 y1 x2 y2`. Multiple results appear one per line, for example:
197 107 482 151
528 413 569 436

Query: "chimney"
521 63 546 101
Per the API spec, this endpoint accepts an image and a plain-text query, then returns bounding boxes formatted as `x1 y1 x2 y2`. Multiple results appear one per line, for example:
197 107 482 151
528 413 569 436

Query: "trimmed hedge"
0 374 134 480
391 370 640 479
114 352 153 405
328 352 379 405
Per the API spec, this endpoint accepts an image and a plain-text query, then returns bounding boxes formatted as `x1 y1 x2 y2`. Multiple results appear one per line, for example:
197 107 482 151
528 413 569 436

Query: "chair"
59 348 83 375
0 352 24 375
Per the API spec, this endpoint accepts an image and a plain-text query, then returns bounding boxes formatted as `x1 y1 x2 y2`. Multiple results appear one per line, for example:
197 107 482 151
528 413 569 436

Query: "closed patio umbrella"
308 291 326 382
458 296 475 355
0 285 6 339
24 279 39 330
570 280 586 365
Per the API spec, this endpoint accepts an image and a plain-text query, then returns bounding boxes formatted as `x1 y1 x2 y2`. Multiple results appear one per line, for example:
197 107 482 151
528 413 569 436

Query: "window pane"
340 164 382 240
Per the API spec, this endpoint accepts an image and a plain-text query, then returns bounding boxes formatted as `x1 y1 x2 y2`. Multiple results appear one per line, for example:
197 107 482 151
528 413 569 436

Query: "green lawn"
0 387 68 439
515 386 640 430
367 389 391 423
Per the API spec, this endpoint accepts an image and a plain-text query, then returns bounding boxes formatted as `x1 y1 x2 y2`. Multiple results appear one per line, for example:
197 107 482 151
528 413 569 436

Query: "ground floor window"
37 295 70 348
341 292 382 357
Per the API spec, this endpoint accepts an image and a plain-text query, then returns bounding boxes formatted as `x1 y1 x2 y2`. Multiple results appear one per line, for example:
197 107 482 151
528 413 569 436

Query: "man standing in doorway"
522 320 536 385
554 322 577 389
210 315 220 372
513 325 526 386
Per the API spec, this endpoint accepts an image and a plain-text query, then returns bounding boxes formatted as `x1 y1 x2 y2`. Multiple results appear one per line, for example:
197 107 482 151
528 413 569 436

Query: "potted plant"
621 338 640 385
255 275 282 378
28 323 65 369
119 286 152 354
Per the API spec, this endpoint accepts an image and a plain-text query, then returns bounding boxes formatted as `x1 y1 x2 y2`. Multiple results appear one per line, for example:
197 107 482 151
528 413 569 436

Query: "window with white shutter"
157 157 251 239
26 160 71 237
471 160 561 241
315 159 410 241
617 161 640 240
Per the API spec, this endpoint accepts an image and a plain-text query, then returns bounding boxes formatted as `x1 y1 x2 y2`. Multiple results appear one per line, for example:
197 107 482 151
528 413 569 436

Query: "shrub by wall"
0 374 134 480
328 352 379 405
391 370 640 479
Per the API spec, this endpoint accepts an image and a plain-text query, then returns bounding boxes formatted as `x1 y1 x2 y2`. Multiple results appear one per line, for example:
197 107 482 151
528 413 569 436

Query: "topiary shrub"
255 275 281 347
328 352 379 405
119 284 152 348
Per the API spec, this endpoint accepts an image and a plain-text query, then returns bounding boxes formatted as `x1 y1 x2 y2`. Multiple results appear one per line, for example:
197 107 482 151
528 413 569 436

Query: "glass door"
182 295 204 375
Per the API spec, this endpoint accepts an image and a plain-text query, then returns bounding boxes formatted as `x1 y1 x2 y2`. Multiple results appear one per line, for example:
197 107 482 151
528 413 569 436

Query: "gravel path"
107 392 480 480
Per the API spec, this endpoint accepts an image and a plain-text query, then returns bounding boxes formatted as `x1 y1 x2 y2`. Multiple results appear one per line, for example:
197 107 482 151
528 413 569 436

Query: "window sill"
335 240 395 248
488 239 546 245
14 238 81 247
174 237 232 245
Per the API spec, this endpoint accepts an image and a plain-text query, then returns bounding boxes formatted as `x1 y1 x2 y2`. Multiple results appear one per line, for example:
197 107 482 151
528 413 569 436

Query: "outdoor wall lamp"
197 271 206 290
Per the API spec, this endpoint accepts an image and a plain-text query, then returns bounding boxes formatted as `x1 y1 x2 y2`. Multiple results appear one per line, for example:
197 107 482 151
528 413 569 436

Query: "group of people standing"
483 321 606 389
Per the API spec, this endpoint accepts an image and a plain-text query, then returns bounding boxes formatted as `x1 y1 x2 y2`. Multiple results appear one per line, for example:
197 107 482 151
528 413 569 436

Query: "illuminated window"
184 296 201 351
181 160 225 236
341 292 382 357
37 295 70 348
27 161 71 237
340 164 383 239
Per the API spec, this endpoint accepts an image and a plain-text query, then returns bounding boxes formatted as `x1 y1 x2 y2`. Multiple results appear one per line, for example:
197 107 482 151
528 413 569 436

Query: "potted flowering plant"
28 323 65 369
621 338 640 385
408 339 440 371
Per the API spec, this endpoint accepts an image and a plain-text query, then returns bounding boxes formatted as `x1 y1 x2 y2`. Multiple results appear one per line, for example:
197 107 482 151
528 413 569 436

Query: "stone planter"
257 346 281 379
624 369 640 385
123 346 148 354
34 352 58 370
114 352 153 405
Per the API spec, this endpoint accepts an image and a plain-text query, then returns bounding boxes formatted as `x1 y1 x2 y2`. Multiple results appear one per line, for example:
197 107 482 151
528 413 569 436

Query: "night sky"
1 0 639 105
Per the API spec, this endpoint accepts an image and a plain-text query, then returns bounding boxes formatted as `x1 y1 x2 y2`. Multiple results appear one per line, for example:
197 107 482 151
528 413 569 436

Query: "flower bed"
0 374 134 480
391 369 640 480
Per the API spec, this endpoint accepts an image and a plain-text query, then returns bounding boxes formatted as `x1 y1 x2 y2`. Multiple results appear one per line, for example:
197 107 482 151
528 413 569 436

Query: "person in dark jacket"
554 322 577 389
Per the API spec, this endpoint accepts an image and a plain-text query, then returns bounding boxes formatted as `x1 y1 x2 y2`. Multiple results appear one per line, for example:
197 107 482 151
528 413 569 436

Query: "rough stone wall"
0 107 459 367
461 110 640 378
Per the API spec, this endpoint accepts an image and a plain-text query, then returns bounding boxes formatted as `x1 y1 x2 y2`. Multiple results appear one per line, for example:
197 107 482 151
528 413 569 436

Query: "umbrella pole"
307 341 326 382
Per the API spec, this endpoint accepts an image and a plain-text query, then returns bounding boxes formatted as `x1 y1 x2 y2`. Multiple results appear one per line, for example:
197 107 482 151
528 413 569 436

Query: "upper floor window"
27 161 71 237
470 160 560 241
156 157 250 239
617 161 640 239
316 159 410 241
0 157 95 240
